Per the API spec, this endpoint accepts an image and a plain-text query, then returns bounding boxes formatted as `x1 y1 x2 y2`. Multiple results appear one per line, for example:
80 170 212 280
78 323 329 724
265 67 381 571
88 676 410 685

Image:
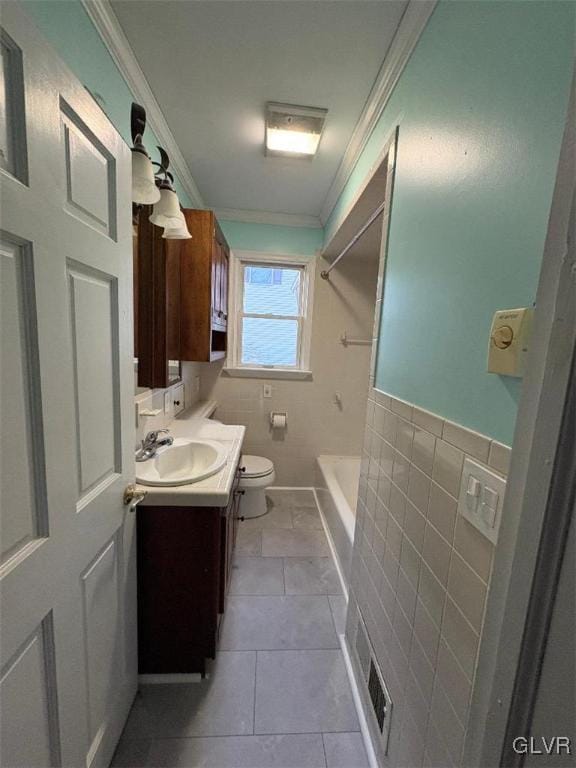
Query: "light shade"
163 211 192 240
149 186 181 227
265 102 327 159
266 128 321 156
131 148 160 204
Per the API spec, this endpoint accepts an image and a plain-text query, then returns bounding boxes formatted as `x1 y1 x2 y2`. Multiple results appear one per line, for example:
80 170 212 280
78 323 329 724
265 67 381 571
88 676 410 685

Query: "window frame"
226 250 315 379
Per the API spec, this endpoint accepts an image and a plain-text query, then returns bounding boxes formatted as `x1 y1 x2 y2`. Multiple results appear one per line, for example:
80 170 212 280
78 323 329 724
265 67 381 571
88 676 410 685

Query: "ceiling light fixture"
265 102 327 159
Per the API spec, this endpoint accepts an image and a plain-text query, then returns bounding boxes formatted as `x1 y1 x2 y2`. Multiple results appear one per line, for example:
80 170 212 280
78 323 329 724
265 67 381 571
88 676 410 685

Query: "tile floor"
112 490 369 768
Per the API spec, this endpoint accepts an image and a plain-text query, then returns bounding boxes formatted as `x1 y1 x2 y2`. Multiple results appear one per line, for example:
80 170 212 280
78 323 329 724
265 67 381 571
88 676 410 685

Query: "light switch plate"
263 384 272 398
164 391 171 415
458 457 506 545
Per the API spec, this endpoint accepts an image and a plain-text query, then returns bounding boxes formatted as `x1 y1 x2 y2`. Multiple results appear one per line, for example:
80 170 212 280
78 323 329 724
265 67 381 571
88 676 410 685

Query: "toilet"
238 455 275 518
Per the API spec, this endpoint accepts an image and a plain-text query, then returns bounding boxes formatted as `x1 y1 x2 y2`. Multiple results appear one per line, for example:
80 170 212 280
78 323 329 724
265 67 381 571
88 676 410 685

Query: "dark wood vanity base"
137 472 241 675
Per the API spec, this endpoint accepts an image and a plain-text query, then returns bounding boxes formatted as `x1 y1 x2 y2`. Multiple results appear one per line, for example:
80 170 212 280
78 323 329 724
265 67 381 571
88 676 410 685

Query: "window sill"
223 367 313 381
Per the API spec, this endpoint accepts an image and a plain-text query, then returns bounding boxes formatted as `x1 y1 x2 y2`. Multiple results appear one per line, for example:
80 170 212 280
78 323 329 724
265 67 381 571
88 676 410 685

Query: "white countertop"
136 401 246 507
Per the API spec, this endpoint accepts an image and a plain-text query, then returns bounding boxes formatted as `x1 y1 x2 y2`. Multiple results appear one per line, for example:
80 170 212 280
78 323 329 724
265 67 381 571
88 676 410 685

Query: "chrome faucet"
135 429 174 462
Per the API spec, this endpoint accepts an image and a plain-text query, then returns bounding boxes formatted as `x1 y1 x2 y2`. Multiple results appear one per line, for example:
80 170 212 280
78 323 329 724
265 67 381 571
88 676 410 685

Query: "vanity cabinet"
180 209 229 362
136 468 242 675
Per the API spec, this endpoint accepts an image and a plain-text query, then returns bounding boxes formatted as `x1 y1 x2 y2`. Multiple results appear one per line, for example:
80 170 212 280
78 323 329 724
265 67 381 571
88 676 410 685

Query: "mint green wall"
325 0 574 445
22 0 322 255
22 0 195 205
219 220 322 256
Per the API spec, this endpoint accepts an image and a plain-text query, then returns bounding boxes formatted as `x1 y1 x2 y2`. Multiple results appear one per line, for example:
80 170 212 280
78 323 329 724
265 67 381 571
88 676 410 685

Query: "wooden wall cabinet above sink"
180 209 230 362
134 207 230 383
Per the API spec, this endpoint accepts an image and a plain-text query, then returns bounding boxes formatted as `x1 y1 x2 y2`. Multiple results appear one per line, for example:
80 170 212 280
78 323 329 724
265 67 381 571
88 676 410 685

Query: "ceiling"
110 0 408 220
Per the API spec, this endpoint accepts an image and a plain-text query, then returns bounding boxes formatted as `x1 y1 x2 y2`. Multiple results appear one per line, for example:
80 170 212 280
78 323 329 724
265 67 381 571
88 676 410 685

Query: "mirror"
133 205 182 390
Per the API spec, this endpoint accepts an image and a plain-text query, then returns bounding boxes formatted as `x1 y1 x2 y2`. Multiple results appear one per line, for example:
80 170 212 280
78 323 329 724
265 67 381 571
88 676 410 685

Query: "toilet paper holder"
270 412 287 428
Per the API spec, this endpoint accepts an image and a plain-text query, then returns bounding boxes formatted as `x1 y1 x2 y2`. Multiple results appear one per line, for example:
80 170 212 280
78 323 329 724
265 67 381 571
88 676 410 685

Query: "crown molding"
215 208 322 229
319 0 437 224
81 0 204 208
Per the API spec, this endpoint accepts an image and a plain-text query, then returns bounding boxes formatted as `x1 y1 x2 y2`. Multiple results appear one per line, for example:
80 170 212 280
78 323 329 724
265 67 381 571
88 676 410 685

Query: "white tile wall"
201 254 380 485
133 361 201 449
346 389 511 768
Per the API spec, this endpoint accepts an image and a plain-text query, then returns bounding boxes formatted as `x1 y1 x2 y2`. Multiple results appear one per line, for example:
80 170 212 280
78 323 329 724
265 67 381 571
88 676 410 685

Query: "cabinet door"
136 211 182 388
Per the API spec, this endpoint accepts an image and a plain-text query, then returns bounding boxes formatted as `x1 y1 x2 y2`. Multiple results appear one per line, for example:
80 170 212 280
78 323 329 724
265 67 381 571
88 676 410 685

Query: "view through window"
240 264 303 367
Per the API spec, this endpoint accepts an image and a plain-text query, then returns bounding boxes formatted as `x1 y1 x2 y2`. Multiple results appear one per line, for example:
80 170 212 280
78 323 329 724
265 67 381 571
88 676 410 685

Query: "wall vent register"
353 611 392 754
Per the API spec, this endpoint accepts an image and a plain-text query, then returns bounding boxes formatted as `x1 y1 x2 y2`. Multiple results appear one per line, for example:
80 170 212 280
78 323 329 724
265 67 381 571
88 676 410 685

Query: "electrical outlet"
164 391 171 414
263 384 272 398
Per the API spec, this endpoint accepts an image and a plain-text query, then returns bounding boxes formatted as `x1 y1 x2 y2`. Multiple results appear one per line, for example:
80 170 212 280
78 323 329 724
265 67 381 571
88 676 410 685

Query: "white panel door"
0 5 136 767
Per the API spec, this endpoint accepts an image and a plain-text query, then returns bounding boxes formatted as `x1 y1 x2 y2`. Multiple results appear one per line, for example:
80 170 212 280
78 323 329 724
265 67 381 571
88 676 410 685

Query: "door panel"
0 238 48 566
68 262 121 503
81 536 122 763
0 5 136 767
61 106 115 237
0 615 60 767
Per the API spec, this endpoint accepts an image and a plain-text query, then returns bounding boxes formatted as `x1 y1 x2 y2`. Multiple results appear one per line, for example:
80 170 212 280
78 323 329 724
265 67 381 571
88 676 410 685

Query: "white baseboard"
138 673 203 684
313 488 349 601
340 634 380 768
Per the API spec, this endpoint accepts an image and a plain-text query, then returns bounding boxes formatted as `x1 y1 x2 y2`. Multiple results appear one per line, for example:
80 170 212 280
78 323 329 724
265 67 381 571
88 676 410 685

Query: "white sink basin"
136 438 227 486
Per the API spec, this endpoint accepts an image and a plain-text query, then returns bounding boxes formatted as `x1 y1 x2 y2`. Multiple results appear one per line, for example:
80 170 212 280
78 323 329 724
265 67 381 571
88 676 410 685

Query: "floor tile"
219 596 339 651
242 504 294 531
255 650 360 734
328 595 348 635
236 526 262 556
289 490 317 508
284 557 342 595
121 734 328 767
293 507 324 530
111 738 154 767
262 529 330 557
323 732 370 767
122 652 255 738
230 557 285 595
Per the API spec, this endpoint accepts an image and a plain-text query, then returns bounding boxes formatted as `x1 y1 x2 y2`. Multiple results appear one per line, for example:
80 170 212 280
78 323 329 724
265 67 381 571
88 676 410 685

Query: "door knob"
123 483 147 511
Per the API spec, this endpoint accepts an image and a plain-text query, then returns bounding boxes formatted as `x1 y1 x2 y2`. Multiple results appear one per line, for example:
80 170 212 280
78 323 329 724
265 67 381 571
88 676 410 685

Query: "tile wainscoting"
344 389 511 767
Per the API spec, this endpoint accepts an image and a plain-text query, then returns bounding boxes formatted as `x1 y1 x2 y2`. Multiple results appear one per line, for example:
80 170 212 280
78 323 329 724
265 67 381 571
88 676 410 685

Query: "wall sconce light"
131 103 161 205
162 211 192 240
130 104 191 239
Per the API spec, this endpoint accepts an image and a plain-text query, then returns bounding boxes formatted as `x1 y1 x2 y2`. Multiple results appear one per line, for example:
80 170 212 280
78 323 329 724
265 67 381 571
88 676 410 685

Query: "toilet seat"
241 455 274 479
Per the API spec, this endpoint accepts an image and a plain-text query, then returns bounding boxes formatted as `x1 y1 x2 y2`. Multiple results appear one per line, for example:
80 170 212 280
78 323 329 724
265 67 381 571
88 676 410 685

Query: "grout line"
320 733 329 768
252 651 257 736
221 644 343 653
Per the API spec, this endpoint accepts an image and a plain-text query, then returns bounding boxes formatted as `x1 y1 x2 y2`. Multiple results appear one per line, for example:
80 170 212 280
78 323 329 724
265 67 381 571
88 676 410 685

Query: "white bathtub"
315 455 360 589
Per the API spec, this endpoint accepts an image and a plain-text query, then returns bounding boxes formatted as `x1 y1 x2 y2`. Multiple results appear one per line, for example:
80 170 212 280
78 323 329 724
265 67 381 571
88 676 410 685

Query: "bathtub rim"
316 454 359 545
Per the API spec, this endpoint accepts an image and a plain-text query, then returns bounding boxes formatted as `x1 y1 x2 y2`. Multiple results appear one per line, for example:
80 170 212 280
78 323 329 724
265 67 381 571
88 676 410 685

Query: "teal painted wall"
23 0 193 206
219 220 322 256
325 0 574 445
22 0 322 258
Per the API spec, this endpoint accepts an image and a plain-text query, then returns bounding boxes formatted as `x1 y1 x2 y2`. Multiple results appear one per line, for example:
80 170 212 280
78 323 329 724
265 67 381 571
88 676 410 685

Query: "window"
228 252 315 378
